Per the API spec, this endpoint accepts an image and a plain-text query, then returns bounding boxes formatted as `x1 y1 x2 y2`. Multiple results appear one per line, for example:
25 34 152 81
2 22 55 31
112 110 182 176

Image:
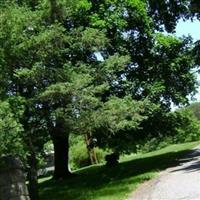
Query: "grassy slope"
39 141 199 200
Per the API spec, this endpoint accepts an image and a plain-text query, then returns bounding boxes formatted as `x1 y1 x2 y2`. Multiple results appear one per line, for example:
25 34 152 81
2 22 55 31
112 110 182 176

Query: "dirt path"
128 146 200 200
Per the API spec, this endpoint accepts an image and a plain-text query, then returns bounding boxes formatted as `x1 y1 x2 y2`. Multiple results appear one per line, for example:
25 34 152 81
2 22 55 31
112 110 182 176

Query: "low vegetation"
39 141 199 200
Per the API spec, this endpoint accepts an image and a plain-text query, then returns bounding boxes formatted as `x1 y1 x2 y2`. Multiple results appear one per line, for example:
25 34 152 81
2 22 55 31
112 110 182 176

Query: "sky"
176 19 200 42
175 19 200 102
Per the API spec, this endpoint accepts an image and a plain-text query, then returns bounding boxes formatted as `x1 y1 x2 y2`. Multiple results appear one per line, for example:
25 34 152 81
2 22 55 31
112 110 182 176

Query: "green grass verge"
39 141 200 200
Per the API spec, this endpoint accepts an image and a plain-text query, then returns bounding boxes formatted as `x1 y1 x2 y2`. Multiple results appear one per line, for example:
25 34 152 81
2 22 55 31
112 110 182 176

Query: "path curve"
128 146 200 200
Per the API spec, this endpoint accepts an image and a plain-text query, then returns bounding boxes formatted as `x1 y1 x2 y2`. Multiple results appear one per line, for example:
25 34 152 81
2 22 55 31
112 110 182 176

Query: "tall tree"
0 0 198 187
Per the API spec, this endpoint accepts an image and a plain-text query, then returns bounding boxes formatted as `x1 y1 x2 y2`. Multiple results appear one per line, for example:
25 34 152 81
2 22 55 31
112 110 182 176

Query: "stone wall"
0 156 30 200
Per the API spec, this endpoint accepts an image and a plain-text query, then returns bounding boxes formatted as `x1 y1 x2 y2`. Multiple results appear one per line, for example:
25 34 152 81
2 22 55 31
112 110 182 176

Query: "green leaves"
0 0 198 159
155 33 182 49
147 0 190 32
103 54 130 73
94 96 148 133
81 28 108 51
0 100 24 156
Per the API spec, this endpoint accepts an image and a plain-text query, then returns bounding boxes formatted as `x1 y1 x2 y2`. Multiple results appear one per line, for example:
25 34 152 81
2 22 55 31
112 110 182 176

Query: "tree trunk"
52 133 72 179
85 133 98 165
22 106 39 200
27 151 39 200
51 117 72 180
89 148 98 165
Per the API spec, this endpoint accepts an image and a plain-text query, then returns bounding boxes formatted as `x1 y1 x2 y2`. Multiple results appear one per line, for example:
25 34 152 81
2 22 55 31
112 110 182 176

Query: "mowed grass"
39 141 200 200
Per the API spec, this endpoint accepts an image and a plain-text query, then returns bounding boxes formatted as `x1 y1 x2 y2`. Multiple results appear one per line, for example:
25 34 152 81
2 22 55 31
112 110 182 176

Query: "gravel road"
128 146 200 200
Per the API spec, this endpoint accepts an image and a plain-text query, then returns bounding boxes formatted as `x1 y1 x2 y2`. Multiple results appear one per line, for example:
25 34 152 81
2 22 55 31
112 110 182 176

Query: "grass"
39 141 200 200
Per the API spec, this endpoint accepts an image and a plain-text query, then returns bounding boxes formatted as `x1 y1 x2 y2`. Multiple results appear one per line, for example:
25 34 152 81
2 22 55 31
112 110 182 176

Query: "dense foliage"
0 99 24 156
186 102 200 120
0 1 200 199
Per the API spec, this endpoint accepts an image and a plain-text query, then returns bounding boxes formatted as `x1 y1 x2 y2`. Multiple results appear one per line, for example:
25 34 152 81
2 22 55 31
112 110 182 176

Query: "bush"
69 136 90 170
69 134 107 170
137 136 173 153
174 109 200 142
138 108 200 153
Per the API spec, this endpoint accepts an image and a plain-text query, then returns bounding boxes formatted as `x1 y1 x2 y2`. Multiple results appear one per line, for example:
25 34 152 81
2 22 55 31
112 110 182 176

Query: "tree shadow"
170 149 200 173
39 148 198 200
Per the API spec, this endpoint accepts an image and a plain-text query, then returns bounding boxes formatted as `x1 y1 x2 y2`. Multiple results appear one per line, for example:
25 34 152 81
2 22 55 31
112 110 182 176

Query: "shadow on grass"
39 148 195 200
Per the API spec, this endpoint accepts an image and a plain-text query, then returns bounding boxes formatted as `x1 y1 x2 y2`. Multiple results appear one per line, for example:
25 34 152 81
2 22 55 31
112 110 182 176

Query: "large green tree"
0 3 198 200
0 0 150 181
81 0 197 152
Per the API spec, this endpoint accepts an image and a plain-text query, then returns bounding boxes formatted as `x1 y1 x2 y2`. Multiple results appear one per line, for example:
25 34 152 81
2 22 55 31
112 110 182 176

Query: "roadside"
39 142 200 200
128 145 200 200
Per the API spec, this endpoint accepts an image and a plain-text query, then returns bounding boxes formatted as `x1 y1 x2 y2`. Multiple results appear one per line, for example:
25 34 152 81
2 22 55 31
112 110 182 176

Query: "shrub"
138 108 200 153
69 134 107 170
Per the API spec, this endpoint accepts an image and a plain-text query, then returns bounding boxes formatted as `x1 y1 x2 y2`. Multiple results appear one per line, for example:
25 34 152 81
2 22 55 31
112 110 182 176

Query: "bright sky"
176 19 200 42
175 19 200 102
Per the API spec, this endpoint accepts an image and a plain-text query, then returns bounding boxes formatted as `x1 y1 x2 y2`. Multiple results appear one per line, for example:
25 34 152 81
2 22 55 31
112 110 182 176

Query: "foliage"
0 0 199 184
69 135 90 170
186 102 200 120
175 109 200 142
95 97 149 133
92 98 158 153
69 135 107 170
147 0 191 32
137 108 200 153
0 100 24 156
138 137 170 153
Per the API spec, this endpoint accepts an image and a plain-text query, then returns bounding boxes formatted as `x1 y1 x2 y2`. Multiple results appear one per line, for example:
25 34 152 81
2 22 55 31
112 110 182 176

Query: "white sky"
176 19 200 42
175 19 200 102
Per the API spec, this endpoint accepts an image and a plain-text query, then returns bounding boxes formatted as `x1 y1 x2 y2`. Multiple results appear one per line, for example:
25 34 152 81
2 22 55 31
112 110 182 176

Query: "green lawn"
39 141 199 200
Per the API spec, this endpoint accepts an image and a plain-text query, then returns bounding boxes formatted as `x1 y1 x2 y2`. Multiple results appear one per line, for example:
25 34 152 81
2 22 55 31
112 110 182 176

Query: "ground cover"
39 141 200 200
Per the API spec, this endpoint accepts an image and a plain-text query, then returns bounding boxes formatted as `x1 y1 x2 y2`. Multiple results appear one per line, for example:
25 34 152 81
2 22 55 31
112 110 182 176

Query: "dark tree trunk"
52 133 71 179
51 117 72 180
27 151 39 200
22 106 39 200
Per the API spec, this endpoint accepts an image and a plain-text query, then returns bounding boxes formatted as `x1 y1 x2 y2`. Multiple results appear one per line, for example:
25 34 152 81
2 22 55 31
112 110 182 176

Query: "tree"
0 3 70 197
147 0 191 32
0 98 24 157
0 0 129 181
184 102 200 120
81 0 197 153
0 0 198 190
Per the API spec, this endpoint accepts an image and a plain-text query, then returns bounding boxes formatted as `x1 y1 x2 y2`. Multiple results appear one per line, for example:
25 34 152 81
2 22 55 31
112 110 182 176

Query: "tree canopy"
0 1 199 199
